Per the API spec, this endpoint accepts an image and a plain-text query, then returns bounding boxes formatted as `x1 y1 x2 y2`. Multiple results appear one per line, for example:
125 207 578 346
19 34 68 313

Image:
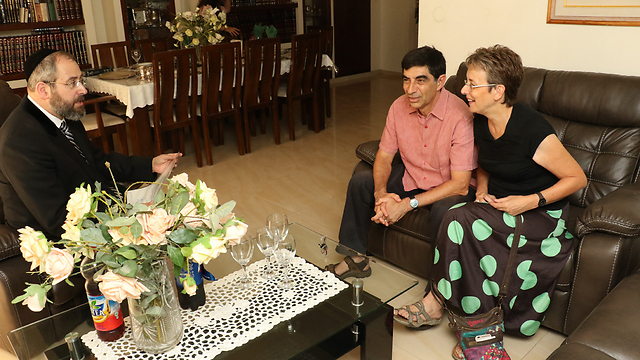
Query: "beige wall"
418 0 640 77
372 0 419 73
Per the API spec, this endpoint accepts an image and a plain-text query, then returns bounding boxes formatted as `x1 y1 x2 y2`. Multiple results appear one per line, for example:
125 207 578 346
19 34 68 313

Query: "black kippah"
24 48 58 82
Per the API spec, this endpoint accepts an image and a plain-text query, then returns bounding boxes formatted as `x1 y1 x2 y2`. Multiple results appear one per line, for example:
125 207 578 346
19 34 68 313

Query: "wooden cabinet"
120 0 175 43
1 6 89 81
226 3 298 43
302 0 330 32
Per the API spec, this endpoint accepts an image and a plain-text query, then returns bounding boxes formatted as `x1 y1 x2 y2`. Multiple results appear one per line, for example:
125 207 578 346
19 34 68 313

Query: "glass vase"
128 258 183 354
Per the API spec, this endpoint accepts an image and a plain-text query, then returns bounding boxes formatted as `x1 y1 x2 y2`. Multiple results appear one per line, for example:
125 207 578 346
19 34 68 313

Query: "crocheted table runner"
82 257 348 360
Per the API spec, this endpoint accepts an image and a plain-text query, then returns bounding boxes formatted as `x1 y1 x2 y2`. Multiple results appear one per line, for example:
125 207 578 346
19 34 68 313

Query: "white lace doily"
82 257 348 359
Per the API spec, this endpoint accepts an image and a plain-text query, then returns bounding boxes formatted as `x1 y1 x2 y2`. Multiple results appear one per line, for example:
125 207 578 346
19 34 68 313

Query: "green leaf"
169 191 190 215
115 260 138 277
80 227 107 245
141 293 158 308
154 190 165 204
105 216 136 227
168 228 198 244
131 219 143 239
168 245 185 268
209 213 220 228
128 202 149 215
145 305 163 317
65 278 74 287
100 254 120 269
114 246 137 260
81 218 97 228
181 246 193 258
11 293 29 304
215 200 236 218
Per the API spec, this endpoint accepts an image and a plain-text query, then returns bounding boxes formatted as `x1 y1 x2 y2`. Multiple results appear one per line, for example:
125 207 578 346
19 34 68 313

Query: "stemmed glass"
266 213 289 242
230 235 254 289
132 49 142 66
274 234 296 289
256 226 277 279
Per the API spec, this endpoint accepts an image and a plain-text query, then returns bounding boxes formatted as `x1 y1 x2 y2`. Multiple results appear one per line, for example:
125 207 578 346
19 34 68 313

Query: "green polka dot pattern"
503 213 516 228
461 296 481 314
448 221 464 245
551 219 565 237
479 255 497 277
433 247 440 264
449 260 462 281
547 210 562 219
510 296 517 309
449 202 467 210
517 261 538 290
472 219 492 241
520 320 541 336
541 237 562 257
482 279 500 297
438 279 452 300
507 233 527 248
532 293 551 313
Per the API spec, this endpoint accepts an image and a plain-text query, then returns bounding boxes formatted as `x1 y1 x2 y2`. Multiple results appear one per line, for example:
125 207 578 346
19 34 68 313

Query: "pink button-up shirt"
379 89 477 192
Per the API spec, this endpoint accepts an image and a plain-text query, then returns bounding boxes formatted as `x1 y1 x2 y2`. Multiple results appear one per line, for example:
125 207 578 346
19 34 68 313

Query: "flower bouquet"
167 7 227 48
12 171 247 352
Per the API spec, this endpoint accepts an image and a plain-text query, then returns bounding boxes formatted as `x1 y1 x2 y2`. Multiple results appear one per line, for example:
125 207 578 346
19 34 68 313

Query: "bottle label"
87 294 123 332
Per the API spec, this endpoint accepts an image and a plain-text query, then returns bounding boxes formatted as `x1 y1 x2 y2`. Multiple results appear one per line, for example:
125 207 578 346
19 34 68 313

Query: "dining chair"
91 41 131 68
136 37 172 63
152 48 203 167
81 95 129 155
308 25 333 118
277 33 322 141
243 37 281 153
200 42 244 164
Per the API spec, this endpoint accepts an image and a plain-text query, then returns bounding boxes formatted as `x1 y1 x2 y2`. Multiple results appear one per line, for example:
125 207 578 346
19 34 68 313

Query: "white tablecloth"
81 257 348 360
84 55 333 119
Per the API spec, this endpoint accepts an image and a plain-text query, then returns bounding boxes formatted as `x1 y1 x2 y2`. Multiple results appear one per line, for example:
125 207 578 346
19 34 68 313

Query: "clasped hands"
475 192 534 216
371 191 409 226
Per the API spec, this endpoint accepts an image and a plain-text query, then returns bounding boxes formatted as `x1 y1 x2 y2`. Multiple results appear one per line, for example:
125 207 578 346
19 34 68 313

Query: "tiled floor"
176 72 567 359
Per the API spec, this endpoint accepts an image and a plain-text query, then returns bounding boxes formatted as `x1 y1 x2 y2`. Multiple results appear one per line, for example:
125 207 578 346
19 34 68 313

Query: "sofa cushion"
576 183 640 238
0 224 19 261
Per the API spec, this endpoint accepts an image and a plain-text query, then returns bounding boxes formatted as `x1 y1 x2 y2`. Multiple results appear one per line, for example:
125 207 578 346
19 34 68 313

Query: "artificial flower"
224 220 248 246
137 208 176 246
22 294 45 312
190 236 227 264
183 280 197 296
18 226 49 271
97 271 150 303
66 184 93 225
45 248 75 285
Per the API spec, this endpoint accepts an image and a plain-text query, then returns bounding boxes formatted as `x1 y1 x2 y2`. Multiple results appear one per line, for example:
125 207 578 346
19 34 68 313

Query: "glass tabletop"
9 223 418 360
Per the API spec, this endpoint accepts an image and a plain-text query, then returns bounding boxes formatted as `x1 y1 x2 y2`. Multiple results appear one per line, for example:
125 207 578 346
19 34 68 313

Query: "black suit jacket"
0 97 155 239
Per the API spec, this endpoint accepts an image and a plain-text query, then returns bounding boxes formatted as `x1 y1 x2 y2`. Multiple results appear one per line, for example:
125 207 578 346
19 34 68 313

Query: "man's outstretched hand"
152 153 182 174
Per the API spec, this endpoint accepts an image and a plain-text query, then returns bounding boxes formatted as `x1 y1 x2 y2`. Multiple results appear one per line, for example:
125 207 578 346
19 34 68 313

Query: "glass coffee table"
9 223 418 360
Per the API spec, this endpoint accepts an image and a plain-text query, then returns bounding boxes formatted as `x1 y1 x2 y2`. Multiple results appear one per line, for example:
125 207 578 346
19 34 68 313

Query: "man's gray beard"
50 91 86 121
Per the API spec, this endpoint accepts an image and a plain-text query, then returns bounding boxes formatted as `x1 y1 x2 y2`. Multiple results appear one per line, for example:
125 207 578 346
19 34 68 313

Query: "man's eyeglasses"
464 79 496 90
44 77 86 89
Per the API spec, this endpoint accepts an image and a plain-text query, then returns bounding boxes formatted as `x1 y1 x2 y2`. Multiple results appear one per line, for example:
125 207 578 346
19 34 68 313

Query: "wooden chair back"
152 48 203 167
243 38 282 151
136 37 171 63
307 25 333 59
82 95 129 155
91 41 131 68
287 33 322 98
201 42 245 162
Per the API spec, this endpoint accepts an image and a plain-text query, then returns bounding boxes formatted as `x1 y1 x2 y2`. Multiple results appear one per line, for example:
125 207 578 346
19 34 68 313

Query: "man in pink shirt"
326 46 477 280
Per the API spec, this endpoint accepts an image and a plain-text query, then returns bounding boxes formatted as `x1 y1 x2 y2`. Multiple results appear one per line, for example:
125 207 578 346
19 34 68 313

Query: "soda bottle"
81 258 125 341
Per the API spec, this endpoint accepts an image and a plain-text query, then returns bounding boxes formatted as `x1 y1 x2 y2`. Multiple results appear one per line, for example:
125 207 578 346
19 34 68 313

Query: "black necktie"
60 120 87 161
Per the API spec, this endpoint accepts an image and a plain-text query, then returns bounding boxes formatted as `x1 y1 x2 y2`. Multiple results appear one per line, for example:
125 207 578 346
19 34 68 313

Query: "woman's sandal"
393 300 442 330
324 255 371 280
452 342 465 360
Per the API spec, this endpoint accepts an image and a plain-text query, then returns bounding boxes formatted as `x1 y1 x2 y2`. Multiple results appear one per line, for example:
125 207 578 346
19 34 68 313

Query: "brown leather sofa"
0 80 87 355
354 63 640 336
547 268 640 360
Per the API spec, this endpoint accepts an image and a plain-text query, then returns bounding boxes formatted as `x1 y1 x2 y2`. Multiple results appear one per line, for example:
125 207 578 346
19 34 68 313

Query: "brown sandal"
393 300 442 330
324 255 371 280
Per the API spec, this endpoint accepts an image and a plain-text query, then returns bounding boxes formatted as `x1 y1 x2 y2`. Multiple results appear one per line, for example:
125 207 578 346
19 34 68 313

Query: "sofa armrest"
0 224 20 261
575 183 640 238
355 140 380 166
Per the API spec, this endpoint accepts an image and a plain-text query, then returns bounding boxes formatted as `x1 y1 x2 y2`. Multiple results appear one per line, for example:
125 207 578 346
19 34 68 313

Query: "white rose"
190 236 227 264
66 184 93 225
224 220 248 246
18 226 49 271
197 181 218 212
23 294 45 312
61 221 81 243
171 173 196 197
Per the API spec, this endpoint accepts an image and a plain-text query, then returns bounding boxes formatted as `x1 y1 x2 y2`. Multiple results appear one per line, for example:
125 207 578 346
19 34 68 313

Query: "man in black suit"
0 49 180 239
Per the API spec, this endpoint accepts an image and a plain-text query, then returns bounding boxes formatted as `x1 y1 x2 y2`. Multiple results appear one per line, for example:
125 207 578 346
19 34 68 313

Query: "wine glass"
230 235 254 289
256 226 277 279
132 49 142 66
274 234 296 289
266 213 289 242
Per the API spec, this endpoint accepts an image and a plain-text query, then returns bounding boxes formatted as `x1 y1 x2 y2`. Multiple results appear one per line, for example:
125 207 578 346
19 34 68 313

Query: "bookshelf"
120 0 175 44
0 0 89 82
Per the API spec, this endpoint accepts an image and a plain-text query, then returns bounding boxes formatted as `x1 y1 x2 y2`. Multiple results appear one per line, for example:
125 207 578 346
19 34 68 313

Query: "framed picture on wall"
547 0 640 26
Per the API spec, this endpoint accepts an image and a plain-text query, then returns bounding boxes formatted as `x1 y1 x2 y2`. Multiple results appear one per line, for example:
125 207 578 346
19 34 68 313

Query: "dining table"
84 51 334 157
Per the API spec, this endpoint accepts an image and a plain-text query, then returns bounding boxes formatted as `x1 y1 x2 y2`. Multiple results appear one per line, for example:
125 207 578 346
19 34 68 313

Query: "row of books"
0 29 88 76
0 0 83 24
231 0 292 6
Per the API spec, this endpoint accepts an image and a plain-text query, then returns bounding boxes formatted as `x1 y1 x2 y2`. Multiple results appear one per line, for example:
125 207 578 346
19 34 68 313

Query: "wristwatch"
536 192 546 207
409 196 419 209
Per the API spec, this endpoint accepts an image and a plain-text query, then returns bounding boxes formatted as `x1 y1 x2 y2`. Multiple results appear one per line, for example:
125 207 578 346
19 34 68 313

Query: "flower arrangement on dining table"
166 7 227 48
12 171 248 313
